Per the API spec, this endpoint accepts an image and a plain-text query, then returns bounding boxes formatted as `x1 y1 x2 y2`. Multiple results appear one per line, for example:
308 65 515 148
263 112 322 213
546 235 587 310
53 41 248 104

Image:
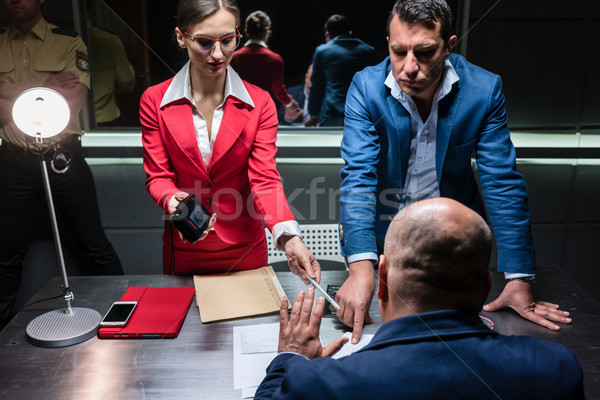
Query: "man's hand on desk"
278 286 348 358
335 260 375 344
483 279 573 330
280 235 321 284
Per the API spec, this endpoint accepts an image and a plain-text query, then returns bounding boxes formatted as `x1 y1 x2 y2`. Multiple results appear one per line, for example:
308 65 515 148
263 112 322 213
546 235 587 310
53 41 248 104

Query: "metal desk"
1 268 598 399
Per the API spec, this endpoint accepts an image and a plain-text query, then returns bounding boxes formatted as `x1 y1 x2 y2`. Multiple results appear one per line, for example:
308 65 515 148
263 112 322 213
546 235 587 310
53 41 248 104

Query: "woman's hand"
169 192 190 214
169 192 217 243
279 235 321 284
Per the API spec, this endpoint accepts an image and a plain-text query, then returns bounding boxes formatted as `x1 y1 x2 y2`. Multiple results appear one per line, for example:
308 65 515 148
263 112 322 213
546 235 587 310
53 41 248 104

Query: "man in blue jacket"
304 14 376 127
255 198 584 400
336 0 572 343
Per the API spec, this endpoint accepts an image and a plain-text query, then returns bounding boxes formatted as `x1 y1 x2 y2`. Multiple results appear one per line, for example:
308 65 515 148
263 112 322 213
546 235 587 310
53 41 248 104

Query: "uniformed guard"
0 0 123 330
86 0 135 125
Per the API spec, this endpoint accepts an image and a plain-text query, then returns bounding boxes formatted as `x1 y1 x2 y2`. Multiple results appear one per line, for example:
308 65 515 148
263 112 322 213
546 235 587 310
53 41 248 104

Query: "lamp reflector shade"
12 87 70 139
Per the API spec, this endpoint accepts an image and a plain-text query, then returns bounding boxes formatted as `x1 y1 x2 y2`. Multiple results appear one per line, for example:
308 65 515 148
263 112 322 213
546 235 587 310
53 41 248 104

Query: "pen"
306 275 341 310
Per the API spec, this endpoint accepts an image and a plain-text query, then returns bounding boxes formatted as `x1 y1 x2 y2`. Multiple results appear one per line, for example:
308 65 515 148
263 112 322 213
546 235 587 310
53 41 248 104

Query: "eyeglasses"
183 29 242 52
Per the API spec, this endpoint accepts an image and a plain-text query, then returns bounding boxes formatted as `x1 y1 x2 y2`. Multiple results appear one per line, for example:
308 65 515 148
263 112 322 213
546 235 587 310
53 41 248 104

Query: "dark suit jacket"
339 54 535 274
308 36 376 125
255 309 584 400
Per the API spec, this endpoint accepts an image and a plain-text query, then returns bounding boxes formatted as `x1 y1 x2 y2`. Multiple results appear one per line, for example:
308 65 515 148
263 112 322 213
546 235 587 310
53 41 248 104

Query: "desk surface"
1 268 599 400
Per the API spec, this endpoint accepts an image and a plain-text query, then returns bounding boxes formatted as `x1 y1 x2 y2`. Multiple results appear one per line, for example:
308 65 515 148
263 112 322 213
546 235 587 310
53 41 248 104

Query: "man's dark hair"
324 14 351 39
387 0 454 44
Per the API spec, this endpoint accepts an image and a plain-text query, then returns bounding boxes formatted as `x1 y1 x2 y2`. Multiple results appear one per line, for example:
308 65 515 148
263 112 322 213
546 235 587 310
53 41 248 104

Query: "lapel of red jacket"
162 99 210 178
209 97 251 169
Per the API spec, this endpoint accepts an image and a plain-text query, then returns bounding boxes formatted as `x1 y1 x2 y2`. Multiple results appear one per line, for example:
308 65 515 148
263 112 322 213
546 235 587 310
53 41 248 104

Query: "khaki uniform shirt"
88 23 134 123
0 18 90 148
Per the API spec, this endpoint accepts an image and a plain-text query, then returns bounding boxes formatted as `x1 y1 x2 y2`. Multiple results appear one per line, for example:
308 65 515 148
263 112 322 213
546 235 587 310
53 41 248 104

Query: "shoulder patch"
52 27 78 37
76 50 89 72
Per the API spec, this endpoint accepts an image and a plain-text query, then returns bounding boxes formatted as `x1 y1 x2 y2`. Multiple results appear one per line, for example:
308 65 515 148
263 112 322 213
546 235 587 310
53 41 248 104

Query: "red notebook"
97 286 195 339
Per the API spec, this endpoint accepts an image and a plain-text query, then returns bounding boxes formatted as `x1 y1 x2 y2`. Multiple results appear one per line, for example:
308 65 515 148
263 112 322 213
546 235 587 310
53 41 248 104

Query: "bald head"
382 198 492 313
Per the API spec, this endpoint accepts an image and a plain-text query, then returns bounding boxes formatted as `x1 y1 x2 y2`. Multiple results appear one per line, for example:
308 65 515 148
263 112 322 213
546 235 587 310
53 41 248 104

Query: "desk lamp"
12 87 101 347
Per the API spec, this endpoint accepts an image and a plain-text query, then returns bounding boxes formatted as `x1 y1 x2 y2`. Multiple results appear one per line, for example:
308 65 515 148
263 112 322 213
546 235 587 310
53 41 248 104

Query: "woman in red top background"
231 10 302 123
140 0 319 281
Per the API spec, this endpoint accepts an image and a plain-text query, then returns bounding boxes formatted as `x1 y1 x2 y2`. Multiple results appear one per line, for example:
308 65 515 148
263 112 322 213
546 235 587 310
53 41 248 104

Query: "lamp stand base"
26 307 101 348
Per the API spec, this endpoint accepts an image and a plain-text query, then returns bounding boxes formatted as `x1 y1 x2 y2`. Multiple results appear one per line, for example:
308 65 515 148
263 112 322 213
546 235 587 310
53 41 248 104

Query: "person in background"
0 0 123 330
140 0 318 280
86 0 135 126
304 14 376 127
336 0 572 344
278 64 311 126
231 10 302 123
254 198 584 400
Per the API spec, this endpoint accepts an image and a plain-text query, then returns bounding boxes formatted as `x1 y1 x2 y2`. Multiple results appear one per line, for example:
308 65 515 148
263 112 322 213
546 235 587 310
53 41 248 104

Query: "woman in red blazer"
230 11 302 122
140 0 319 280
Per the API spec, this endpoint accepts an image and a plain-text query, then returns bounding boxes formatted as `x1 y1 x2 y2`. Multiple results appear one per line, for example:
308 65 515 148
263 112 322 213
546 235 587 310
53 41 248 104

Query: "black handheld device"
169 194 211 243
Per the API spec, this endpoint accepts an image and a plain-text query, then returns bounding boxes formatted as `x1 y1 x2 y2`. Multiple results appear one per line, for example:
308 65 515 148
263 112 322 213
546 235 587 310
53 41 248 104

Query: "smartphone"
100 301 138 326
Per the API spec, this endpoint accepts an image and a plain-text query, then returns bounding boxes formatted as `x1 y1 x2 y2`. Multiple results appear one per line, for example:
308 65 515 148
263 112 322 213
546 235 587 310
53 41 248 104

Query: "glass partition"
2 0 597 134
77 0 462 132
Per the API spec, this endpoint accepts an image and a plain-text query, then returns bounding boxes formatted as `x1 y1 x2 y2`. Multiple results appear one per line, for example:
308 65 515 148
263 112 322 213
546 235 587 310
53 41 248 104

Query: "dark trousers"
0 139 123 329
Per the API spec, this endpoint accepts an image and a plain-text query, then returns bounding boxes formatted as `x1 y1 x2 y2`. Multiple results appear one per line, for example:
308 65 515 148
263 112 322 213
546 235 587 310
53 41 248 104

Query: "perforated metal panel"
266 224 343 263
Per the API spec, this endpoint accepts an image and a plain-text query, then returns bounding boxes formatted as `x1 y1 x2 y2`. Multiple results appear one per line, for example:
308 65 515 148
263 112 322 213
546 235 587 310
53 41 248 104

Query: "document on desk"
233 323 279 390
193 266 291 323
233 323 374 397
332 332 374 359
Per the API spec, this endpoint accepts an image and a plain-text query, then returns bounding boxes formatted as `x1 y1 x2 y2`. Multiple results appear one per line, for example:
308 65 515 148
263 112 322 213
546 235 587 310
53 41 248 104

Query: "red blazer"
140 77 296 248
231 45 292 106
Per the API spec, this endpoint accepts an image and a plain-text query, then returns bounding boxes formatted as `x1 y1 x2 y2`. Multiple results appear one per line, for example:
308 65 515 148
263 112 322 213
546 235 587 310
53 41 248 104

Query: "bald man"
255 198 584 400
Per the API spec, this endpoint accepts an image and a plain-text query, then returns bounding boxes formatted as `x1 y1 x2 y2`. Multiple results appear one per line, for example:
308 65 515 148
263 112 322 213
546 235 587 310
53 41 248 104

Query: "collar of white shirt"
385 58 459 102
160 60 254 109
244 38 268 48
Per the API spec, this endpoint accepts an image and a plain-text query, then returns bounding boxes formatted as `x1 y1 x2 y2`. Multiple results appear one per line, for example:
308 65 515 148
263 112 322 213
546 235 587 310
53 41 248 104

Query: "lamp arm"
40 158 72 310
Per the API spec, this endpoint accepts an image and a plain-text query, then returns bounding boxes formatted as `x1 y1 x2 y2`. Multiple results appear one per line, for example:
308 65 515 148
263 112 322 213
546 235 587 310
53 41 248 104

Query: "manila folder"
193 266 290 323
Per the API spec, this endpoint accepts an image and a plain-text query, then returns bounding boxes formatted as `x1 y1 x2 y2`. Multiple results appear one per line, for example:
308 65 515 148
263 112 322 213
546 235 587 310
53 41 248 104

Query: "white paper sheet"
233 323 279 390
332 332 374 359
233 324 374 398
241 386 258 399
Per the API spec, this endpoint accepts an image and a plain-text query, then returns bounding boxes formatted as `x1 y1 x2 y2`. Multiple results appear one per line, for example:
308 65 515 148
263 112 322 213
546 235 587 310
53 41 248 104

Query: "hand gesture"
483 280 572 330
278 286 348 358
280 235 321 284
335 260 375 344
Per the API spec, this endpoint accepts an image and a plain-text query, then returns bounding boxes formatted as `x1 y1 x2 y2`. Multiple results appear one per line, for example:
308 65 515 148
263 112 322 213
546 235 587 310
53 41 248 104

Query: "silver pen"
306 275 341 310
